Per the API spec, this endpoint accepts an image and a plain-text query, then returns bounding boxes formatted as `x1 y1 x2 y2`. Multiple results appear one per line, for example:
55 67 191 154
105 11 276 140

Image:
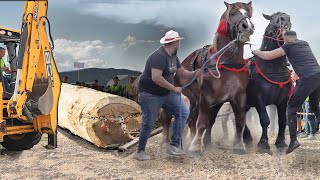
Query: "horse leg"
188 96 211 154
275 99 288 149
160 109 171 148
203 103 223 148
231 93 247 154
255 102 272 154
188 102 198 139
243 108 253 146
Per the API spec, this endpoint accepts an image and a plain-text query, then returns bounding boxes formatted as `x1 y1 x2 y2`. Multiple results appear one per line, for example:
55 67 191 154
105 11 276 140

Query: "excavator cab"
0 0 61 151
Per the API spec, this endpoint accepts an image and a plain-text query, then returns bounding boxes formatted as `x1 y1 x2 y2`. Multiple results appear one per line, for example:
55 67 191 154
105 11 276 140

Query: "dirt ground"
1 113 320 180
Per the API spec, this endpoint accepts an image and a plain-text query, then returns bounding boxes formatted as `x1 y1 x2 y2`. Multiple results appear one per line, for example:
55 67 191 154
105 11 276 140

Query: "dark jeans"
3 76 12 93
287 73 320 140
137 91 189 152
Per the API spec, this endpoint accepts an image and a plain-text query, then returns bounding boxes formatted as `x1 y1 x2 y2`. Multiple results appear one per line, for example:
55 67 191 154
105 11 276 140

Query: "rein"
251 61 292 88
250 27 292 88
181 14 252 89
181 39 238 89
263 28 284 46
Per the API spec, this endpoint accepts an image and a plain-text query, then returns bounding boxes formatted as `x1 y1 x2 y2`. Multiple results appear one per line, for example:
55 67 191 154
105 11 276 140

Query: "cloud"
76 0 222 31
53 39 114 72
120 35 155 50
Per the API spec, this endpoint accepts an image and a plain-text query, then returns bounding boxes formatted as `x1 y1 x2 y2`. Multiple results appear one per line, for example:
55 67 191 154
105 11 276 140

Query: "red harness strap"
252 61 292 88
288 83 295 96
209 47 248 73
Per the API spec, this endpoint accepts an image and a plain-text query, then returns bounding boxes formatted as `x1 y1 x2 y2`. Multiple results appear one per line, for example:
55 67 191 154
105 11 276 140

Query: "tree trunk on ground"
58 83 142 148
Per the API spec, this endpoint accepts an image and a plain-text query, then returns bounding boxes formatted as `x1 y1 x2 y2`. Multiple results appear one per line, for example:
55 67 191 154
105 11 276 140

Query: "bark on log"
58 83 142 148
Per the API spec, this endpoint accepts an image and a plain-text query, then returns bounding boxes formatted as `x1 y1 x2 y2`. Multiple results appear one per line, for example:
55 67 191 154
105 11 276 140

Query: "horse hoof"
257 147 273 155
187 150 203 157
257 141 270 150
233 148 246 155
244 141 253 149
243 137 253 146
204 141 213 149
275 140 288 149
188 144 203 154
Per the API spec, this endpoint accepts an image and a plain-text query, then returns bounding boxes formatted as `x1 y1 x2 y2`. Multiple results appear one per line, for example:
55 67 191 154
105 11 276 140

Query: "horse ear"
224 1 230 8
263 13 272 20
247 1 252 6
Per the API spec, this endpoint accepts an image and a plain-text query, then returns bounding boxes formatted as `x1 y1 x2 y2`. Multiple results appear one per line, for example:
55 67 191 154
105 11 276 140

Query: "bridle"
263 28 284 47
263 14 291 47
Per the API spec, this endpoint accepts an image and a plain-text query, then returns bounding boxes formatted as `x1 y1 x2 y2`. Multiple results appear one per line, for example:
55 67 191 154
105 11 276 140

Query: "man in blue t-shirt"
135 30 201 161
253 30 320 154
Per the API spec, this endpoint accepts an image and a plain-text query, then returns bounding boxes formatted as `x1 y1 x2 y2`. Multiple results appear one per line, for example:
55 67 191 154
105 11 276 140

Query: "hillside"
59 68 141 86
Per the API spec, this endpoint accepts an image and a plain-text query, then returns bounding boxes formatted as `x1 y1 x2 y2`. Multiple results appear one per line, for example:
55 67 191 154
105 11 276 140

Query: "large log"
58 83 142 148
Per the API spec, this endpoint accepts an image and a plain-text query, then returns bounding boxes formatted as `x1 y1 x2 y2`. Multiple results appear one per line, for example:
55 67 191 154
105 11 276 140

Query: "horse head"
211 1 254 64
220 1 254 42
262 12 291 49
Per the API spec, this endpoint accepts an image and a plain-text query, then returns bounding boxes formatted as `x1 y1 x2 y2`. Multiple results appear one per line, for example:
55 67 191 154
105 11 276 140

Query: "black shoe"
286 139 300 154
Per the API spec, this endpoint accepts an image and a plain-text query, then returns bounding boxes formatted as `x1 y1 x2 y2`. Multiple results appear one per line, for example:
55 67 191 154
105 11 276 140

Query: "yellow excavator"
0 0 60 150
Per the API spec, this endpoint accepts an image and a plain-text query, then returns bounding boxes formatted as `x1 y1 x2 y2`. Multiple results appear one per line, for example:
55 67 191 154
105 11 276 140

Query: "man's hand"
194 69 202 77
252 50 260 56
291 73 299 82
172 86 182 94
3 67 10 74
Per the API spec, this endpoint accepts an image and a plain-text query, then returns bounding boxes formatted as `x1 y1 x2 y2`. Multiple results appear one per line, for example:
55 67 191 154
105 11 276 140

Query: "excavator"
0 0 60 150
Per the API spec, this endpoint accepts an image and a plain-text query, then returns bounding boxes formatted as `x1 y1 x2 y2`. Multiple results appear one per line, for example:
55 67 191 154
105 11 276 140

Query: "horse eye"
231 13 235 16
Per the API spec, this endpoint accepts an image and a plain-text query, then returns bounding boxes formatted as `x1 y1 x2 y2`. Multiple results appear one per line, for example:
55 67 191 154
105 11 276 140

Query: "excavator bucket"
27 78 53 116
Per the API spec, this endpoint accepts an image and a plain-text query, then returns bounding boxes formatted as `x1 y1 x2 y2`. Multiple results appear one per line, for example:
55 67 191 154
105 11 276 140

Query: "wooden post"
297 114 302 132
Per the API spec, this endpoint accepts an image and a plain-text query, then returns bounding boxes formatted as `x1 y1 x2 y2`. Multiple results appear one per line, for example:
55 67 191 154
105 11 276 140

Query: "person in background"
123 76 137 101
0 47 12 92
109 76 123 96
301 97 317 140
91 79 99 90
62 76 68 83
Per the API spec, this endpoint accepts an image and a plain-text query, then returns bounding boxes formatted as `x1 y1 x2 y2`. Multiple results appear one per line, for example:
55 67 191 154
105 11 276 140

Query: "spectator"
62 76 68 83
123 76 137 101
302 97 317 140
91 79 99 90
106 85 111 93
0 47 13 92
109 76 123 96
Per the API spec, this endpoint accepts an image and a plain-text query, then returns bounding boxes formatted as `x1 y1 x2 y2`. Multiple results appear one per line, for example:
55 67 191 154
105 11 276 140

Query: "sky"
1 0 320 72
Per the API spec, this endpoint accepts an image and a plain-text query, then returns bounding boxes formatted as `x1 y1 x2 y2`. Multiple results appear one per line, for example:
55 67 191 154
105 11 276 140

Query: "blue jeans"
137 91 189 152
303 102 317 135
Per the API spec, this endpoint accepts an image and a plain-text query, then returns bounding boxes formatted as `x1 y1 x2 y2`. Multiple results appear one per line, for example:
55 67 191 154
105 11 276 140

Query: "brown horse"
161 1 254 154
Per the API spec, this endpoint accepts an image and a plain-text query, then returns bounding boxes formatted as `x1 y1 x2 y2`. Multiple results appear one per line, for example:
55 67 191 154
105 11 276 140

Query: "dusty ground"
1 113 320 180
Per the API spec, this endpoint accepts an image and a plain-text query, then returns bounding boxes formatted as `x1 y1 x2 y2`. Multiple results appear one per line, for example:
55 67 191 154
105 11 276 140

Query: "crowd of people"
62 75 138 102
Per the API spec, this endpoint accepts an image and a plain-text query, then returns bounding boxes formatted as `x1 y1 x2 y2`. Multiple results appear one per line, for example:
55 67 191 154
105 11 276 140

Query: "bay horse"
160 1 255 154
204 12 292 154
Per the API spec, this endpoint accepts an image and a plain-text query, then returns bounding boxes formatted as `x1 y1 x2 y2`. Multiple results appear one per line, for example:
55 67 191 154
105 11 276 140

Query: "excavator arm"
3 0 61 148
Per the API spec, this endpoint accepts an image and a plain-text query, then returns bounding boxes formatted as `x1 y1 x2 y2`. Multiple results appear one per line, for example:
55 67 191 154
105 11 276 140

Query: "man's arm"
151 69 175 91
252 47 286 60
176 67 194 79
